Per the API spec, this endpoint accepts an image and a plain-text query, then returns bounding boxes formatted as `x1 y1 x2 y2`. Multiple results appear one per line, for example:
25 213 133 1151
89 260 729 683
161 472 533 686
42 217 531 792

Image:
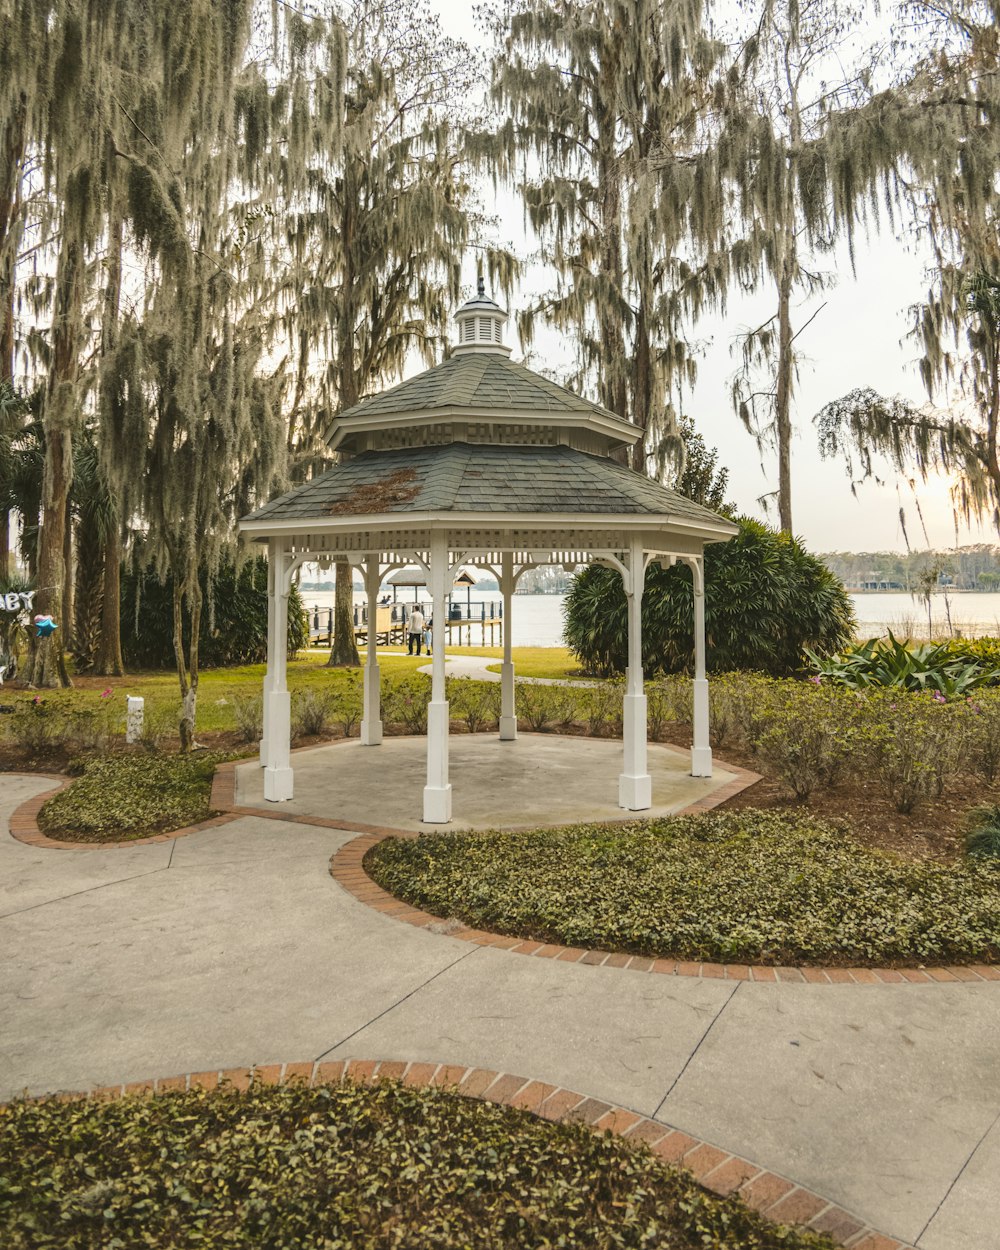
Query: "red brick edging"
19 1057 911 1250
7 773 238 851
329 831 1000 985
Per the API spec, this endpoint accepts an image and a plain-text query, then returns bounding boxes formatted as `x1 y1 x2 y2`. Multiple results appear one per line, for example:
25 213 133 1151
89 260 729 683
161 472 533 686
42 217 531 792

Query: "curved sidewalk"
1 772 998 1249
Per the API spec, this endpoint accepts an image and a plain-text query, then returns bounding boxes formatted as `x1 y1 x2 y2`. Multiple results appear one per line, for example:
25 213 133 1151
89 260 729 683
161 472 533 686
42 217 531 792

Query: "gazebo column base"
619 691 651 811
618 773 652 811
423 698 452 823
361 663 382 746
690 746 713 778
691 674 712 777
499 661 517 740
264 767 294 802
422 784 452 823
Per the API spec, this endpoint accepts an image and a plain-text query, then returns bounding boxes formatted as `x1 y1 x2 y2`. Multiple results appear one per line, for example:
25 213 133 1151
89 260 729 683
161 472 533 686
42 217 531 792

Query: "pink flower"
32 695 41 705
809 675 822 685
100 688 112 699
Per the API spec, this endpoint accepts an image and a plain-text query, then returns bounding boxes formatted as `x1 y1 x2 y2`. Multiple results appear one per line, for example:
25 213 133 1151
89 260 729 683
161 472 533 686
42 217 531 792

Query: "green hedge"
38 754 220 841
120 557 307 669
365 810 1000 966
0 1079 836 1250
564 517 855 677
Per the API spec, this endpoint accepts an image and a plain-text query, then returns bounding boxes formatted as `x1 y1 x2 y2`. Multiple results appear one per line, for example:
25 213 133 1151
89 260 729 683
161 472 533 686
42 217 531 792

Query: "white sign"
2 591 34 612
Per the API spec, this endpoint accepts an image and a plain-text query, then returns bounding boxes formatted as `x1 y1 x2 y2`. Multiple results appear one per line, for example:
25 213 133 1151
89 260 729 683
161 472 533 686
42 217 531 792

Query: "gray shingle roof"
242 444 734 530
329 353 626 426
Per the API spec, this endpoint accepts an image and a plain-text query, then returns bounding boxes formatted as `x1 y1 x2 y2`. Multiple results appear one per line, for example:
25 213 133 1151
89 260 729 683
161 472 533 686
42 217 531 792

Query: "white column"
499 550 516 740
360 557 382 746
690 554 712 777
619 536 651 811
259 548 276 767
423 532 451 822
263 539 293 801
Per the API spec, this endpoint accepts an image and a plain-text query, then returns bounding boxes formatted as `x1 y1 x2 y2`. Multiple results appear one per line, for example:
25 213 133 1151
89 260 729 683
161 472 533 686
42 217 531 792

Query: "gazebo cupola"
453 277 512 356
241 281 738 823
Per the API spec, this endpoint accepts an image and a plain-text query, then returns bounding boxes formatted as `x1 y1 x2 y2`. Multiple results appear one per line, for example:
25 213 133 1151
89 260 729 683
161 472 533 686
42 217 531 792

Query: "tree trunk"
30 227 83 687
72 512 104 672
326 559 360 667
62 492 75 651
94 521 125 675
94 206 126 676
0 104 26 584
172 579 193 751
775 255 794 535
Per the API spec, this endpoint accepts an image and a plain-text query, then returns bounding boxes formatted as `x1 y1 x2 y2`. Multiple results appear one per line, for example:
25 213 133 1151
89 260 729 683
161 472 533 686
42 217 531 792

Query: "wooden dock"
308 603 503 649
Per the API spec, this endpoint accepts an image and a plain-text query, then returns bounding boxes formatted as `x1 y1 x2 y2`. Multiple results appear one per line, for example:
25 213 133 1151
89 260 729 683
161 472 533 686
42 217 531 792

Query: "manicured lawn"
0 1079 836 1250
38 754 222 842
365 809 1000 967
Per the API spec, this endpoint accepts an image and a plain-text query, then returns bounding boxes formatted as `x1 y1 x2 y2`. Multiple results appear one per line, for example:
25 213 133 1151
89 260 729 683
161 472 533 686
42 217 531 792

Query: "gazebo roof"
326 352 639 455
241 443 733 537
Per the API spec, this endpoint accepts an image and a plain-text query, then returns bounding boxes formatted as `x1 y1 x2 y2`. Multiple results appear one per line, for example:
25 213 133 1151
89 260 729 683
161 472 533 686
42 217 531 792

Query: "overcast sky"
422 0 990 555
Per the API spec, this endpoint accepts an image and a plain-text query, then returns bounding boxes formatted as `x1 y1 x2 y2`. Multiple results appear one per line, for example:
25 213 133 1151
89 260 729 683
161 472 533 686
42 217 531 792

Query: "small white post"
125 696 144 744
619 536 652 811
263 538 293 802
690 554 712 777
499 550 516 740
423 531 451 822
361 557 382 745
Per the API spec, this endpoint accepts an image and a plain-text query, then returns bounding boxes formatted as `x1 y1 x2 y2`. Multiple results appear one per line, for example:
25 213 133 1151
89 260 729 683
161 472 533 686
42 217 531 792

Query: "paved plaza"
1 770 999 1249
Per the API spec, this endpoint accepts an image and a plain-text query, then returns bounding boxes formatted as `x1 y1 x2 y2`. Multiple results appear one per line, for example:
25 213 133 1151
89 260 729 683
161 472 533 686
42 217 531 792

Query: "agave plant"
805 631 999 698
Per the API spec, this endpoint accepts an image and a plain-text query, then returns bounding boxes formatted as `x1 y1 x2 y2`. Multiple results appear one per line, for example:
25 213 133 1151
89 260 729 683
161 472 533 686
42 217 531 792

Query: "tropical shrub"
331 670 363 737
292 688 334 738
752 686 858 799
366 809 1000 966
3 692 120 758
231 693 264 743
564 518 854 677
120 556 307 669
515 682 577 732
806 631 1000 696
448 677 501 733
382 672 431 733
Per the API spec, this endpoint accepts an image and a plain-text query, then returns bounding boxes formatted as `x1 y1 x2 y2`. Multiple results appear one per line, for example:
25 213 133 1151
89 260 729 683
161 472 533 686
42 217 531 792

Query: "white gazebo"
240 282 738 824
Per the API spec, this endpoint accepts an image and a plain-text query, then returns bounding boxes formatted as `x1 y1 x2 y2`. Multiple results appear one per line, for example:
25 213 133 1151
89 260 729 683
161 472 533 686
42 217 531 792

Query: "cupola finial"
477 274 486 298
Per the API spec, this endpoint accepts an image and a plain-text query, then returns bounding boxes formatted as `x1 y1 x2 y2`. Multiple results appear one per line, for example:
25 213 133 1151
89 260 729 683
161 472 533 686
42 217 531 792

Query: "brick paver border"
328 831 1000 984
12 1057 912 1250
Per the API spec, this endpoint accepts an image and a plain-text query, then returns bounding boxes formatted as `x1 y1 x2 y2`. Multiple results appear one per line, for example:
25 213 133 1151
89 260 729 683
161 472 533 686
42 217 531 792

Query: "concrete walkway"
1 773 999 1249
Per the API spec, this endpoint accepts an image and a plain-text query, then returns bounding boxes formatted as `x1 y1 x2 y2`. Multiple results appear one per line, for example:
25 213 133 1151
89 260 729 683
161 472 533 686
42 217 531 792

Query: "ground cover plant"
366 810 1000 966
0 1077 837 1250
37 753 221 842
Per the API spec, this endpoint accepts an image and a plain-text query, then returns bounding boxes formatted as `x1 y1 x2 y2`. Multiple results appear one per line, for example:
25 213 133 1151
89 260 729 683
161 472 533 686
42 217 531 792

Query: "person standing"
407 607 425 655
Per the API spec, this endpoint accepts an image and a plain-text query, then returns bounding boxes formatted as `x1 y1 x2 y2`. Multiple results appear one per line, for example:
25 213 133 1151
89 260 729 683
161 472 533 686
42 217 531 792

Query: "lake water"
301 588 1000 648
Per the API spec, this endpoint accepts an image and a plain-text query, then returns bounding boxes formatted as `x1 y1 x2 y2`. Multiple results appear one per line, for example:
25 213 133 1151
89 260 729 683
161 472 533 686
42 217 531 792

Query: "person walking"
407 607 425 656
424 615 433 657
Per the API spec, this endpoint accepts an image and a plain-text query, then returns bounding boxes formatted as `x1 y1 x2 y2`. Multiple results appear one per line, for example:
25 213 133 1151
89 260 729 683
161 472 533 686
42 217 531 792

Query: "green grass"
0 1079 836 1250
365 809 1000 967
38 753 221 842
1 651 580 738
481 646 587 680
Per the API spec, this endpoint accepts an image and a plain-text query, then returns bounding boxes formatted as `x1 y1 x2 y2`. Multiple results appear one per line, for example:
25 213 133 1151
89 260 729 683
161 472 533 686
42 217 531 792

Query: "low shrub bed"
365 810 1000 966
37 753 221 842
0 1078 835 1249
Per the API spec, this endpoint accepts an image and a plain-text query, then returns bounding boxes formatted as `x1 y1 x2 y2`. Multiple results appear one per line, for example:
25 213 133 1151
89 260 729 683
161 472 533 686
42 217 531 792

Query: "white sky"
425 0 989 555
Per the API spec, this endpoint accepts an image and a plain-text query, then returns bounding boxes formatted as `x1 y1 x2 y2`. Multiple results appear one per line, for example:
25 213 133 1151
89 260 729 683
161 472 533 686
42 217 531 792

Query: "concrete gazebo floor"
235 734 739 833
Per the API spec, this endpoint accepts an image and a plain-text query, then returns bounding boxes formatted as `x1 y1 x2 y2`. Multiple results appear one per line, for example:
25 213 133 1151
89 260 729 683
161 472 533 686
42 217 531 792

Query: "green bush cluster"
564 517 855 677
37 753 220 841
366 810 1000 966
707 673 1000 813
120 557 307 670
0 1079 836 1250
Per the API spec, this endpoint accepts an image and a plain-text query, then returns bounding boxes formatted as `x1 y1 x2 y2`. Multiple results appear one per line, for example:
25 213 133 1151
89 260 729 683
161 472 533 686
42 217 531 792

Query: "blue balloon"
34 616 57 639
